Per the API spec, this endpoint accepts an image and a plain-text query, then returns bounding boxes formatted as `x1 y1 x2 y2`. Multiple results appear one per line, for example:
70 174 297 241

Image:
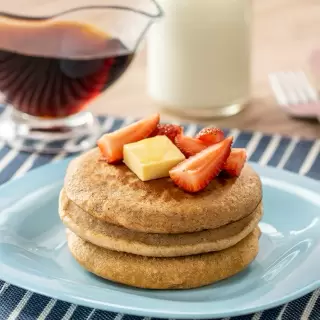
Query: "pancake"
60 188 263 257
64 148 262 234
67 227 260 289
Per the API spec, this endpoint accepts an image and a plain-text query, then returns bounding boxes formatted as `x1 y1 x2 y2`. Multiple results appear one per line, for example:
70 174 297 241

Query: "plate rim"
0 158 320 319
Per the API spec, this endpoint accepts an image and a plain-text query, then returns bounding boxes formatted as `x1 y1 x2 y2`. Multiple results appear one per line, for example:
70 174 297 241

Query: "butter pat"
123 135 185 181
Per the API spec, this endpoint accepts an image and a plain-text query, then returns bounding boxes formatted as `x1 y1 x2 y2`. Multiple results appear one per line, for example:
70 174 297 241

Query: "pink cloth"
309 50 320 78
281 101 320 117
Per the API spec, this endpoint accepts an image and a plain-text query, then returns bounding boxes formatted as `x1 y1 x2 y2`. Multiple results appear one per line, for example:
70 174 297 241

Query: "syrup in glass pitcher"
0 0 163 153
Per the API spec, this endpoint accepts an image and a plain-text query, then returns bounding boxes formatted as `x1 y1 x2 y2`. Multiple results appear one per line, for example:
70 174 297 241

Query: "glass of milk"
146 0 252 118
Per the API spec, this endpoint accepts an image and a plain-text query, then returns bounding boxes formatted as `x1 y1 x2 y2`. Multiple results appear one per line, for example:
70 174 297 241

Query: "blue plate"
0 159 319 319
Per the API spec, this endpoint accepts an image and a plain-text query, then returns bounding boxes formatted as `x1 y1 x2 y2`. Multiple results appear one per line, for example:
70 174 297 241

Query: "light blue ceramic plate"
0 159 319 319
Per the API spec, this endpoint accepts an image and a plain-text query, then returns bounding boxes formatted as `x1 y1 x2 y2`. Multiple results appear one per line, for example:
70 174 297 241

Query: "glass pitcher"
0 0 163 154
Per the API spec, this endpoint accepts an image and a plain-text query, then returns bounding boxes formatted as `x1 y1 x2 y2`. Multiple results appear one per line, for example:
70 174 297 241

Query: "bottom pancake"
67 227 260 289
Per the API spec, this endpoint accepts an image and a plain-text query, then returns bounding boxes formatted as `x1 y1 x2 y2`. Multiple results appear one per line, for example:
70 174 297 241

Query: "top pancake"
64 148 262 233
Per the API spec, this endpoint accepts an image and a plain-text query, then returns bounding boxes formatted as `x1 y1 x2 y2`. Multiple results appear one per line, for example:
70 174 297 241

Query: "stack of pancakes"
59 148 263 289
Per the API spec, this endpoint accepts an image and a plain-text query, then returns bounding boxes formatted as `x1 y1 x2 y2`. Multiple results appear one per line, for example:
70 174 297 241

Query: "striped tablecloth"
0 107 319 320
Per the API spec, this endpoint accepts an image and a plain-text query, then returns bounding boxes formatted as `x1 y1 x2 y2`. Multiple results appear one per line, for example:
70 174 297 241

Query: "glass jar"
146 0 252 118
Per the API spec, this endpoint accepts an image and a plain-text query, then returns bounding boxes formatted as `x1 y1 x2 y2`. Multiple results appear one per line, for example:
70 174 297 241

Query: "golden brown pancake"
64 148 262 234
67 227 260 289
60 188 263 257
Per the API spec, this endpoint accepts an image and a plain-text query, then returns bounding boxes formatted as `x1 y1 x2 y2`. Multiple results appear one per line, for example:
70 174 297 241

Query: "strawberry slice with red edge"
169 136 233 193
97 113 160 163
196 127 225 145
174 134 207 157
150 124 183 142
223 148 247 177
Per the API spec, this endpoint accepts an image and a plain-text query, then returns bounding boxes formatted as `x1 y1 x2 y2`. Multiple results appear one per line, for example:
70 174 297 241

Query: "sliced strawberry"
196 127 225 145
150 124 183 142
223 148 247 177
169 137 233 193
97 113 160 163
174 134 207 157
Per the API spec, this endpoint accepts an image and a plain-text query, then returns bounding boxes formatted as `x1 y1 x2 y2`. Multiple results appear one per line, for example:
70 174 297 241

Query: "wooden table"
4 0 320 139
87 0 320 140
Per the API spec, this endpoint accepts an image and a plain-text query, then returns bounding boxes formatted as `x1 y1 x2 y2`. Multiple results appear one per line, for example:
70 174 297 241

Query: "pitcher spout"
1 0 163 21
0 0 163 58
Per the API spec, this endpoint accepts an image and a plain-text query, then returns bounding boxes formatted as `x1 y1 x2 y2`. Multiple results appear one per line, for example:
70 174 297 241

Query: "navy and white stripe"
0 106 319 320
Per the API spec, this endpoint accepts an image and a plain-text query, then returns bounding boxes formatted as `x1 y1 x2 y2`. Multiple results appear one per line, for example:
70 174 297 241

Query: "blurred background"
0 0 319 153
84 0 320 139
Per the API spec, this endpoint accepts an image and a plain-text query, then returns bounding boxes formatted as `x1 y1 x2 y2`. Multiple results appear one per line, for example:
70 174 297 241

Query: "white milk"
146 0 252 117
